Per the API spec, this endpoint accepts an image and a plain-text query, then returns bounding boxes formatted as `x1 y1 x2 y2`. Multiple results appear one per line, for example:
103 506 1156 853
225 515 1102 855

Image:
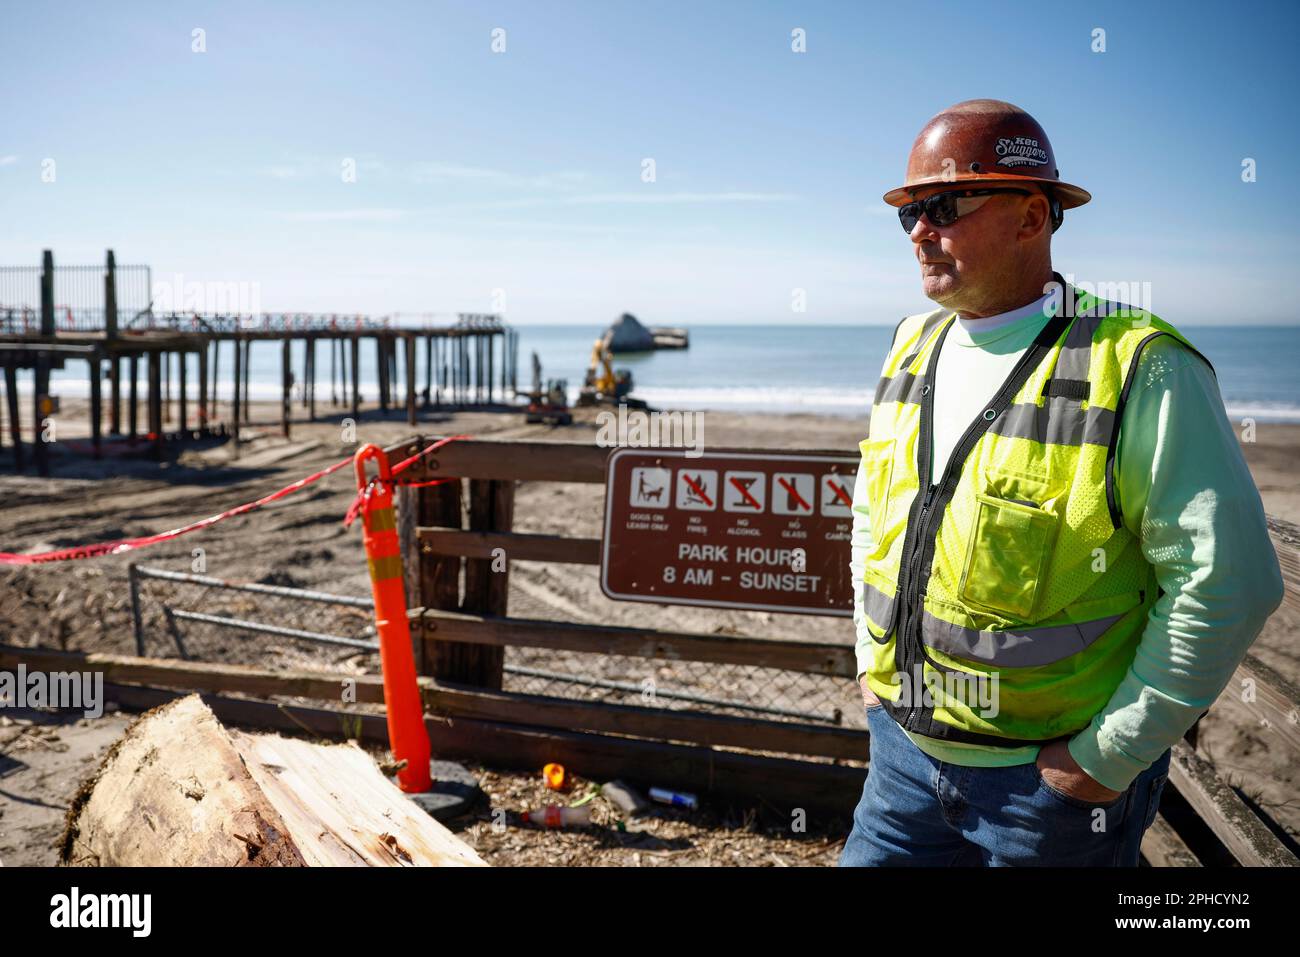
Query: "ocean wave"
30 376 1300 423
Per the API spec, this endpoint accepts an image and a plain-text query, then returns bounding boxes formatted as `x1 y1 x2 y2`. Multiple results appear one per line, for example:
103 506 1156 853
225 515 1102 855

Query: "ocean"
41 323 1300 423
520 323 1300 422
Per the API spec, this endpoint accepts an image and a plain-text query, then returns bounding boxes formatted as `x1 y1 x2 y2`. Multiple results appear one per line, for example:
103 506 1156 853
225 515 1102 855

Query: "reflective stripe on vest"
863 579 1127 668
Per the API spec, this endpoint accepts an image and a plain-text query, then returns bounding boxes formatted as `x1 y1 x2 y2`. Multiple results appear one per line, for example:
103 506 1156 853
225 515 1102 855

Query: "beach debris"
649 787 698 810
520 804 593 829
542 762 567 790
601 780 651 818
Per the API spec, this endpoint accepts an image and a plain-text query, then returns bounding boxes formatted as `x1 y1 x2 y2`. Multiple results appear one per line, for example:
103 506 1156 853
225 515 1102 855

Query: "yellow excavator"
577 331 646 408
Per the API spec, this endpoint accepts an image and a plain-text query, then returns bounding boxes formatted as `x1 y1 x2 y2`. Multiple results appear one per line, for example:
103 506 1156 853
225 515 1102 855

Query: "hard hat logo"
994 137 1050 168
883 99 1091 212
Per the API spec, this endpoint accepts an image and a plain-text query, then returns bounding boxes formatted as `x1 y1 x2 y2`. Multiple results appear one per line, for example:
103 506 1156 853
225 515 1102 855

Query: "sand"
0 398 1296 865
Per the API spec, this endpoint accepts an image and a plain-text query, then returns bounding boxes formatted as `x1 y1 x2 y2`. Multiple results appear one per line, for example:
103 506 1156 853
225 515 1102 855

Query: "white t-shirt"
929 290 1055 476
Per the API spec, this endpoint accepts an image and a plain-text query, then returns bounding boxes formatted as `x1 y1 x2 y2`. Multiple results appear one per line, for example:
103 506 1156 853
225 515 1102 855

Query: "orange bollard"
353 443 431 793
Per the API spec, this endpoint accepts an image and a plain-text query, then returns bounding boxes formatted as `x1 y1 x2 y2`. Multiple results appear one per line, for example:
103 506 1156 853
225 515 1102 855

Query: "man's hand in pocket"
859 676 881 709
1036 740 1125 803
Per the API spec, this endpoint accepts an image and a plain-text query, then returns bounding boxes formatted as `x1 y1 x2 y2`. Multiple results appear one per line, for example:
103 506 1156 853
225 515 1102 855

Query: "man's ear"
1019 191 1052 240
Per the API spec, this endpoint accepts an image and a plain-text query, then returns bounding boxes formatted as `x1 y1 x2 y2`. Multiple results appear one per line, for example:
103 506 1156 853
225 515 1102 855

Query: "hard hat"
883 99 1091 210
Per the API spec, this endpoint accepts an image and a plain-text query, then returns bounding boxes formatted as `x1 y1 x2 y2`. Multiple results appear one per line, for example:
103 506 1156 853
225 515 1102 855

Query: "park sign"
601 448 857 616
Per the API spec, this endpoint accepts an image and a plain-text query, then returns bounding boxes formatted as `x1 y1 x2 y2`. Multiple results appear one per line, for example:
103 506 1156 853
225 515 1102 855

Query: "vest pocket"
959 492 1058 620
858 437 896 559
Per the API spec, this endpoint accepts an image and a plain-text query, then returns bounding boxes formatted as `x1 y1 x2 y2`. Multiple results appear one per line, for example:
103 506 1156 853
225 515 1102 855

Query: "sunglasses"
898 187 1031 233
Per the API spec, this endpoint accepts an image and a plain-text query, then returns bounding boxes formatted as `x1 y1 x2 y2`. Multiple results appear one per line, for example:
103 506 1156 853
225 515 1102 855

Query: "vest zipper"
898 482 937 727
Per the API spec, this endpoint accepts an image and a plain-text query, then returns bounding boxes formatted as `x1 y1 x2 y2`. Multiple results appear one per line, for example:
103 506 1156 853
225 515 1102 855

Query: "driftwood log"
60 694 485 867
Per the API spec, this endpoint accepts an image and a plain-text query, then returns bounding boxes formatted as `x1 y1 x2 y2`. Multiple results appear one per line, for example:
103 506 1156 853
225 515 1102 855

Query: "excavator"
577 331 647 409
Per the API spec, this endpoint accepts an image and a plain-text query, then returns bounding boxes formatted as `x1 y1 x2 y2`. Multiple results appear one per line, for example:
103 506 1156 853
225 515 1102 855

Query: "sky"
2 0 1299 326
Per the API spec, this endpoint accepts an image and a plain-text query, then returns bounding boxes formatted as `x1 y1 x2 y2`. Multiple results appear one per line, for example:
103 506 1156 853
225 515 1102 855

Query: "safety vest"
861 277 1215 746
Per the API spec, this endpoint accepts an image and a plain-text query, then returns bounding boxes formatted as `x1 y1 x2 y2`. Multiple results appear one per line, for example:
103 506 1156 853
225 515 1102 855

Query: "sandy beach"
1 400 1297 865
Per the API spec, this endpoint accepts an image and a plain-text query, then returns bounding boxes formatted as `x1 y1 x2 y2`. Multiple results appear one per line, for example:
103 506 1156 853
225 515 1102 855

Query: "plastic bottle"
649 787 698 809
521 804 592 828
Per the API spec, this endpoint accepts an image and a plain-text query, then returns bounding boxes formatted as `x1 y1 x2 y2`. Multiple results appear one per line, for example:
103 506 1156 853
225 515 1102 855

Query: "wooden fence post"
456 478 513 688
398 464 509 689
399 473 465 681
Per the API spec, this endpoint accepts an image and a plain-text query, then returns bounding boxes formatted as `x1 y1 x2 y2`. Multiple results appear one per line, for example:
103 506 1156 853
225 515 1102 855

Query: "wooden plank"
1267 516 1300 615
231 730 485 866
1229 653 1300 755
0 645 865 758
1168 740 1298 867
385 436 864 485
386 436 609 483
0 644 383 703
415 610 857 677
418 526 601 565
1141 813 1202 868
101 684 865 818
423 681 869 761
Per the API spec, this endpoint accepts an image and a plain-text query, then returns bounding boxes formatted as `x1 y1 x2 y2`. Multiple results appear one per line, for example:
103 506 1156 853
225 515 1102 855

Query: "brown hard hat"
883 99 1091 209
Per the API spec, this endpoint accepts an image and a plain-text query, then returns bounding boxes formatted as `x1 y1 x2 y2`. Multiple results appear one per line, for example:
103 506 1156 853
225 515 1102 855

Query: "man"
838 99 1284 866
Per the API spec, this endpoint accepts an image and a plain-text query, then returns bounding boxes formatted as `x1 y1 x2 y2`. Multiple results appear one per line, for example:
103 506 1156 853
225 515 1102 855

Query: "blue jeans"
839 704 1171 866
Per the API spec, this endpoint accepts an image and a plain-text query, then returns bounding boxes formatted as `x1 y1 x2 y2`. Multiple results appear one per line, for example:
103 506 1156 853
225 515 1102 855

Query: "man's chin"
922 273 958 304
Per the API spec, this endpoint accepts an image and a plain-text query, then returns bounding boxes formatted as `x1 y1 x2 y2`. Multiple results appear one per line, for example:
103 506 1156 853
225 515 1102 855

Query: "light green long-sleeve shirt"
851 301 1286 791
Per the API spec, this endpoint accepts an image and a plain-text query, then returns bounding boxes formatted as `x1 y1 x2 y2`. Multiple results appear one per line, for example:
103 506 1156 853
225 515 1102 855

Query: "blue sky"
2 0 1298 325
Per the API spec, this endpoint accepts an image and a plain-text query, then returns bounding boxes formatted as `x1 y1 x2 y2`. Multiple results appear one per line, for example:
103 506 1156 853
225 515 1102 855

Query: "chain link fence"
502 648 860 729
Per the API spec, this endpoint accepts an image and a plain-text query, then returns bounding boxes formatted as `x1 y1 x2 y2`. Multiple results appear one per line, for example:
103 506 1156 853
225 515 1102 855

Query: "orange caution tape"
0 434 471 565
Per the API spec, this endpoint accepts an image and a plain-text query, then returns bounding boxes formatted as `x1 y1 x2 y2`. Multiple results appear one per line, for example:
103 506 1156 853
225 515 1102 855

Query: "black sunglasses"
898 187 1031 232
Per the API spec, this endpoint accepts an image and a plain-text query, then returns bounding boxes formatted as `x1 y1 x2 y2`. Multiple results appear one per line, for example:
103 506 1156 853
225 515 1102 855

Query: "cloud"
0 155 18 166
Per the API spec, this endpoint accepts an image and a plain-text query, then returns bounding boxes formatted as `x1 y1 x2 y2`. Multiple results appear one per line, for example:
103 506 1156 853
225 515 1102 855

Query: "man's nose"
910 211 939 245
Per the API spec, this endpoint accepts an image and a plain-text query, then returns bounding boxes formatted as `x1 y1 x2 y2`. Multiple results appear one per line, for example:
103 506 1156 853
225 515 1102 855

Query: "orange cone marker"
354 443 431 793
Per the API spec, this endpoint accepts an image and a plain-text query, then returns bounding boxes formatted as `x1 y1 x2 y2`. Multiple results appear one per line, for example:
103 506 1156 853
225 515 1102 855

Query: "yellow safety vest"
861 277 1215 745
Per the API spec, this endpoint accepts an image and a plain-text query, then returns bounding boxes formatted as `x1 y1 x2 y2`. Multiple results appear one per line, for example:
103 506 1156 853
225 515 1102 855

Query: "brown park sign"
601 448 857 616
